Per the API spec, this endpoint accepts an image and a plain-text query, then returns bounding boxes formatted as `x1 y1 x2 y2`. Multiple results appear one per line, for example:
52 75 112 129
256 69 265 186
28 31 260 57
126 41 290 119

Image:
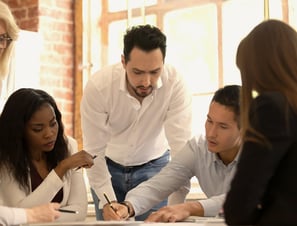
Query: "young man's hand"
145 202 204 222
102 202 130 220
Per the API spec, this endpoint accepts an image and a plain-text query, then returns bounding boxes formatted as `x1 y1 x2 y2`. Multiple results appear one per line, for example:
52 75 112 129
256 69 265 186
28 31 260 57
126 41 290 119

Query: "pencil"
58 209 78 214
103 192 117 212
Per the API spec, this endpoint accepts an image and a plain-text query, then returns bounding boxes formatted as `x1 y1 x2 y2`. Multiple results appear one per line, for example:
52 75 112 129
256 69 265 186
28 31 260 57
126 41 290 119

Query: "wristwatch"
120 201 134 217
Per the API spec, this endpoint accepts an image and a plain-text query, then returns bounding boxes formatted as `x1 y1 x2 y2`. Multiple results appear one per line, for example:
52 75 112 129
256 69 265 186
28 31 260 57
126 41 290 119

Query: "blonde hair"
0 0 19 78
237 19 297 145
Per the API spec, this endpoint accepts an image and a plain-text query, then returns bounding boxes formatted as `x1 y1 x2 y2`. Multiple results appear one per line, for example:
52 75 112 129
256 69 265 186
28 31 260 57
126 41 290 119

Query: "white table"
20 217 226 226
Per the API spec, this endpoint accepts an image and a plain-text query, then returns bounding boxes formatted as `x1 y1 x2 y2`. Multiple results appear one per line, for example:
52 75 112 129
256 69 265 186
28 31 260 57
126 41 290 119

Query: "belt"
105 155 163 170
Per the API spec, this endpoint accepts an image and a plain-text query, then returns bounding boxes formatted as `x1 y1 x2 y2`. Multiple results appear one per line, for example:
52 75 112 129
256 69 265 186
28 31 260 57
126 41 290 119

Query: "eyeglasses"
0 33 12 48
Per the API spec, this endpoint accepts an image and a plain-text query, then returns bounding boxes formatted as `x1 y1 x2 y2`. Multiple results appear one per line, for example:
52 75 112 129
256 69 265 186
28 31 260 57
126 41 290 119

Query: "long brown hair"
237 19 297 144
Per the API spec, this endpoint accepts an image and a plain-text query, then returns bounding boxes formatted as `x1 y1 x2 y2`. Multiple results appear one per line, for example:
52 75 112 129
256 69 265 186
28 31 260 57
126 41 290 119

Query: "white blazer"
0 136 88 222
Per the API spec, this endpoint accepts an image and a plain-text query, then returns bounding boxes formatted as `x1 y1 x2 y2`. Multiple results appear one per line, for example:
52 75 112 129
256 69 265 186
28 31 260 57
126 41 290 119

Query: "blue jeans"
91 150 169 221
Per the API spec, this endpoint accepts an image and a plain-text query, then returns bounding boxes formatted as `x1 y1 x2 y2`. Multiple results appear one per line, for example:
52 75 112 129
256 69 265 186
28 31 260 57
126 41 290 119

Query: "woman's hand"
26 202 61 223
54 150 95 178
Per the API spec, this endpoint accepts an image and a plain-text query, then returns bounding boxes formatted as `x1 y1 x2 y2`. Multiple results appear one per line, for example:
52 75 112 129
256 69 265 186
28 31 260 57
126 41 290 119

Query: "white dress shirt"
126 134 240 217
0 206 26 226
81 63 192 205
0 137 88 222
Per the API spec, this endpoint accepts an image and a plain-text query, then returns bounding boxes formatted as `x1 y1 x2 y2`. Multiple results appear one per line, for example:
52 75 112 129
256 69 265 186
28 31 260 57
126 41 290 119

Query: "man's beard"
126 76 154 98
132 85 153 97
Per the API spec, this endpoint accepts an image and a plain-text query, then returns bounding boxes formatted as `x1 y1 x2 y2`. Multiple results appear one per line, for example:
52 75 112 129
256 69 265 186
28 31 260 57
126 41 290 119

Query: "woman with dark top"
0 88 94 222
0 2 64 225
224 19 297 225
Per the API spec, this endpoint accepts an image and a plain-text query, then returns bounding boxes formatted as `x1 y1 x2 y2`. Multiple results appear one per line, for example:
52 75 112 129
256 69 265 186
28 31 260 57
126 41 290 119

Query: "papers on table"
20 217 226 226
184 216 225 223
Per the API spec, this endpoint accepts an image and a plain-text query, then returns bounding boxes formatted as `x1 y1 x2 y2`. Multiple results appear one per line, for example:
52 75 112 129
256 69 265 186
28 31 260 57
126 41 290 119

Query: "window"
81 0 292 199
82 0 288 135
0 30 41 112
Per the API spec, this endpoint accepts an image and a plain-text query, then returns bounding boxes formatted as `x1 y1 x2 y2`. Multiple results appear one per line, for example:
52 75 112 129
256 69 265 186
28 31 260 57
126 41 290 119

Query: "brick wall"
5 0 75 136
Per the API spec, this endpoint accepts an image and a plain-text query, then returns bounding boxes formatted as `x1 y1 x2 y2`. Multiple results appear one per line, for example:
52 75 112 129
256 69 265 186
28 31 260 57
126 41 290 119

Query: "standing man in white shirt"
103 85 242 222
80 24 192 221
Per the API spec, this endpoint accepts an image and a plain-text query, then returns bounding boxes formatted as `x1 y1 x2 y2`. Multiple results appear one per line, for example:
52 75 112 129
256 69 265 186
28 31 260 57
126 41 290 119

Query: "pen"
75 155 97 171
103 192 117 212
58 209 78 214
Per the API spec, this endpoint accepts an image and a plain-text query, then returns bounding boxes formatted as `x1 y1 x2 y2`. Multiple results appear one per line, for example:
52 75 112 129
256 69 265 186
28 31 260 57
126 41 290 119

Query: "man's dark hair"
123 24 167 62
212 85 241 128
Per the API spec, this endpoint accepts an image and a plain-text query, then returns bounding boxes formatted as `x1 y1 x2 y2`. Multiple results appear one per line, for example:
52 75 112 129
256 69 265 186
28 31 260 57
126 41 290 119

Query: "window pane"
108 0 157 12
222 0 264 85
269 0 283 20
289 0 297 29
192 94 213 135
83 0 102 81
164 4 218 94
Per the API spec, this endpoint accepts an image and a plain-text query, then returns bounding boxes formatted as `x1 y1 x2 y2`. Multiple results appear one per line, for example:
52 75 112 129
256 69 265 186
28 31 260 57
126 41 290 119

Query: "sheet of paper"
184 216 225 223
20 217 226 226
21 221 141 226
21 220 226 226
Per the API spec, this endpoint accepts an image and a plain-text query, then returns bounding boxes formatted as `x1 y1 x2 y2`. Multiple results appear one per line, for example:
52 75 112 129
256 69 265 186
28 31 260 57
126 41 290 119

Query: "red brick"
7 0 75 136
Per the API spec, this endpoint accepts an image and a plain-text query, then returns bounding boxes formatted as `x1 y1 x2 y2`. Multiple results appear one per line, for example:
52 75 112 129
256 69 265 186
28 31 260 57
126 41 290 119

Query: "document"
184 216 225 223
21 218 226 226
21 221 141 226
21 220 226 226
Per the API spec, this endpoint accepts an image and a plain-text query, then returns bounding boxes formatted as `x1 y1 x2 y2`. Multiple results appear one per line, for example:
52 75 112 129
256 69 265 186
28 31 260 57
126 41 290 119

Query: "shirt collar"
212 146 242 165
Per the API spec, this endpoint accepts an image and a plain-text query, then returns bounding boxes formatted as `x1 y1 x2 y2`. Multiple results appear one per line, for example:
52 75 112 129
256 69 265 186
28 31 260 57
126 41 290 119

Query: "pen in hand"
58 208 78 214
103 192 117 213
75 155 97 171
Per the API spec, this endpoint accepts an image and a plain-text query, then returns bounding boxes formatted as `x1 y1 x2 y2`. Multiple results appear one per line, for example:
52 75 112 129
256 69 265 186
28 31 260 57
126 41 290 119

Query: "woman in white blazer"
0 2 68 225
0 88 95 222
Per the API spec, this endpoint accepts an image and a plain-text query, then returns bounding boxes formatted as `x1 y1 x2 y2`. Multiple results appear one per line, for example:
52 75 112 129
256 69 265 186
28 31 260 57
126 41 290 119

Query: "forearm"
86 155 116 207
54 159 69 179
